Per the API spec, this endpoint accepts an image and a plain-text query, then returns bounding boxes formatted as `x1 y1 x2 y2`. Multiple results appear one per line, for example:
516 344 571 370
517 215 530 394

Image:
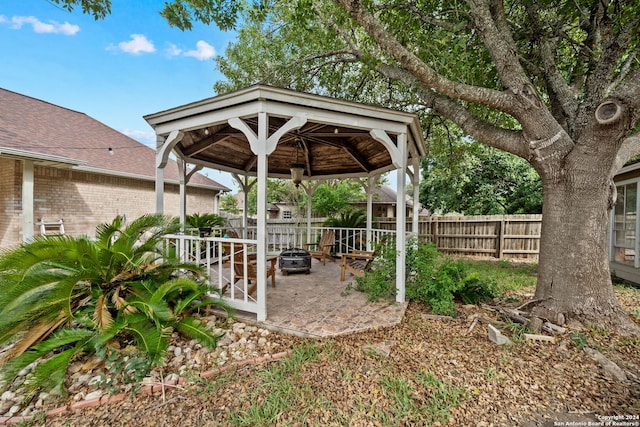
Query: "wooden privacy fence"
378 214 542 260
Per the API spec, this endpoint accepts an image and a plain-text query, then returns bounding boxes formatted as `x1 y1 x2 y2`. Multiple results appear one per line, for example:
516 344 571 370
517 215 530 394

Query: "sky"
0 0 238 189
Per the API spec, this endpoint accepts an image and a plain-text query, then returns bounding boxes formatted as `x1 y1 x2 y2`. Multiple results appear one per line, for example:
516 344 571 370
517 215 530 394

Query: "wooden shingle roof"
0 88 229 191
145 85 426 182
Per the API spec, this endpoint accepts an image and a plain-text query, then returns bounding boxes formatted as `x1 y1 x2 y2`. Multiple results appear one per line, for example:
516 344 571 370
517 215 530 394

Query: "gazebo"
144 85 426 321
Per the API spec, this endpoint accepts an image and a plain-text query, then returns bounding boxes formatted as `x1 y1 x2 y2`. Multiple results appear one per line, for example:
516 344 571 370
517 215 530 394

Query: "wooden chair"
304 230 336 265
340 250 375 281
232 255 277 296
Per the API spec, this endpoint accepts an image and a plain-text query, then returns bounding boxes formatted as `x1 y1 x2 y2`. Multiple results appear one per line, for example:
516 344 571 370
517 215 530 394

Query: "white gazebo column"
233 173 256 239
410 155 421 235
21 160 34 242
395 134 408 303
177 158 187 228
229 113 307 321
303 182 320 244
155 130 184 214
370 129 408 304
366 176 379 251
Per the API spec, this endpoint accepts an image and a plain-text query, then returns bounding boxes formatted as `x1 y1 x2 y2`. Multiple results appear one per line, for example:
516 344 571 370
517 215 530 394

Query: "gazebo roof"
144 85 426 181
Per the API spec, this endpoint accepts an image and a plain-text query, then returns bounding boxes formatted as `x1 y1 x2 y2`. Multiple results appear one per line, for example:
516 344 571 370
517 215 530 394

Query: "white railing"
164 233 261 315
163 225 397 319
241 226 395 254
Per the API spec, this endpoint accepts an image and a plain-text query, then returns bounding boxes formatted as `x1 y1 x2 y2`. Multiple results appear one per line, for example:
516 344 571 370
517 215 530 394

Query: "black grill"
278 248 312 275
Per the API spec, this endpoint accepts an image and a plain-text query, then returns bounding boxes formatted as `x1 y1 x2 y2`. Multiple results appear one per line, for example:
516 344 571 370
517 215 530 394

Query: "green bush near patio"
354 239 499 316
0 214 229 396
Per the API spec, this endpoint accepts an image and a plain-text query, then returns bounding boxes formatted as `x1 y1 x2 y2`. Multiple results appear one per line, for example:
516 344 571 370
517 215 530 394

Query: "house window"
613 183 638 265
283 210 292 219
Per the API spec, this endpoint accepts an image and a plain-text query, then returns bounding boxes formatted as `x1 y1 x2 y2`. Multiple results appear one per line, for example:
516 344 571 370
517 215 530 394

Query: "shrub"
353 238 496 316
353 238 397 301
0 214 229 396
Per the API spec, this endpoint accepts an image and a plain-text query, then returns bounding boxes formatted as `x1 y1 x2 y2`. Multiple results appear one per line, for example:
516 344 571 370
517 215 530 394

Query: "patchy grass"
461 258 538 295
40 257 640 426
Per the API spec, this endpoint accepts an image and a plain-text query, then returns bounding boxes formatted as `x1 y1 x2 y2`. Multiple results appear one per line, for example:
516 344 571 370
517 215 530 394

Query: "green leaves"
420 142 543 215
0 214 227 396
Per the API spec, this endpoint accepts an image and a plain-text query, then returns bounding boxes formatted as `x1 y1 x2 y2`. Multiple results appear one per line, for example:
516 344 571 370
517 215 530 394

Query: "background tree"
219 193 241 215
57 0 640 332
244 178 303 216
421 142 543 215
311 180 366 217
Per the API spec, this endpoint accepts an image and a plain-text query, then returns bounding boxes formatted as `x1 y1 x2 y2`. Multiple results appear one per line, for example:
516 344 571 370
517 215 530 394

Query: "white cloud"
165 43 182 57
1 15 79 35
111 34 155 55
183 40 216 61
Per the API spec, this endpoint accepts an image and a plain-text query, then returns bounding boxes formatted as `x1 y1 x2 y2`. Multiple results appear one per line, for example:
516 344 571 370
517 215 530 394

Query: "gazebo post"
395 134 408 303
411 156 421 236
155 135 165 215
303 182 320 246
229 112 306 321
177 158 187 230
155 130 184 215
255 118 269 322
366 176 379 251
233 173 256 239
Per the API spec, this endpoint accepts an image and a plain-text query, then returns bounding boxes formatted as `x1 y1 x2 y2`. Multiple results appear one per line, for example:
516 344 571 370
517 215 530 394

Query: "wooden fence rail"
377 214 542 260
228 214 543 260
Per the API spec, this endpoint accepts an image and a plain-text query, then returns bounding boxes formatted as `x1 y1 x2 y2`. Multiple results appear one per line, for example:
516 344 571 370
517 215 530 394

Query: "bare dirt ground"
27 287 640 426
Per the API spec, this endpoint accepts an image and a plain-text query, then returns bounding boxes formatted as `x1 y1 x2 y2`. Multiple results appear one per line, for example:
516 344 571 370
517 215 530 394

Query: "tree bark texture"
533 134 635 332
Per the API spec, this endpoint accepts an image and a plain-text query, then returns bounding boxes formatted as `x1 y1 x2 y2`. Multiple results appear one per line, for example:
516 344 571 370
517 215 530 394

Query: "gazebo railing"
163 226 397 318
163 233 261 315
242 225 395 254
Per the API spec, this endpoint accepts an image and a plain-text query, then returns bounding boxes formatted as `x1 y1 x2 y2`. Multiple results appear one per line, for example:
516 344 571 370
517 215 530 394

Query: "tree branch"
610 68 640 128
374 63 529 159
403 1 473 32
524 4 579 131
333 0 518 115
608 41 640 94
613 134 640 174
467 0 529 91
583 10 640 110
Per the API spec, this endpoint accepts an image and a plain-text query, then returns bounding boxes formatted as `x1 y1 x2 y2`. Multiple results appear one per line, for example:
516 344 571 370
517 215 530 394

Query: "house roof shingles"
0 88 229 191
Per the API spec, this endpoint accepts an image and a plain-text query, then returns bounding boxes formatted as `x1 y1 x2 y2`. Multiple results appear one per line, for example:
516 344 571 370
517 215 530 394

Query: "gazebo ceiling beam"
183 134 231 156
301 133 373 172
241 156 257 173
341 146 370 172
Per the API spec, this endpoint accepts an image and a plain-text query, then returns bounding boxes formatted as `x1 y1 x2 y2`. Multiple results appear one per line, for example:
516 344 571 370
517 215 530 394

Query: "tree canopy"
421 143 543 215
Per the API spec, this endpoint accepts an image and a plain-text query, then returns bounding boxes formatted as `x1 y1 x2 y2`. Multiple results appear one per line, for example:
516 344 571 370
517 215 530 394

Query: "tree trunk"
533 157 638 333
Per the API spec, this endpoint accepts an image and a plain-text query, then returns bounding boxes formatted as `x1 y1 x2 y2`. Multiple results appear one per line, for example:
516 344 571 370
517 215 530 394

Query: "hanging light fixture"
289 138 305 187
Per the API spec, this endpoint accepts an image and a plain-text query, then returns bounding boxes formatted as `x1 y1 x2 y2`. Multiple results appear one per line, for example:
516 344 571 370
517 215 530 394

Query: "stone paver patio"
221 257 407 338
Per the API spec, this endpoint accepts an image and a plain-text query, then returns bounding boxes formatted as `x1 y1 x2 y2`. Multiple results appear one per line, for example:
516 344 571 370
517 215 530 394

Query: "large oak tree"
58 0 640 332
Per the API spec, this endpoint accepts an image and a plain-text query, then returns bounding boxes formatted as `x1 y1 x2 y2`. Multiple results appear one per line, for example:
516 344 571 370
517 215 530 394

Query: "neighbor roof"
0 88 229 191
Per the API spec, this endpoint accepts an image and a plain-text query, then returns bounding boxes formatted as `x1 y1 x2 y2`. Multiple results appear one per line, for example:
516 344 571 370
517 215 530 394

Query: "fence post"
496 219 505 259
431 218 438 247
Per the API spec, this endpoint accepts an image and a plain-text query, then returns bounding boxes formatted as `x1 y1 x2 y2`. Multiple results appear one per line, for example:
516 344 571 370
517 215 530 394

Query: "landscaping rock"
363 341 394 357
583 347 628 382
488 324 513 345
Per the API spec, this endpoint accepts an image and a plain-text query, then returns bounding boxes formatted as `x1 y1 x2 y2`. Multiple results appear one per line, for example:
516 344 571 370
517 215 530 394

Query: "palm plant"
0 214 228 396
185 212 225 229
322 208 366 228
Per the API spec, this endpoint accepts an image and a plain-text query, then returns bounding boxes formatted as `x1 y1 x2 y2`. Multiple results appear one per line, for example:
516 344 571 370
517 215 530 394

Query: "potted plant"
186 213 225 237
186 213 226 258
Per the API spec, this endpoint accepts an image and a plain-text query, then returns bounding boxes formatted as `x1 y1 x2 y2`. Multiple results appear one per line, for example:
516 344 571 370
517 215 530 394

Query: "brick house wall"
0 158 216 248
